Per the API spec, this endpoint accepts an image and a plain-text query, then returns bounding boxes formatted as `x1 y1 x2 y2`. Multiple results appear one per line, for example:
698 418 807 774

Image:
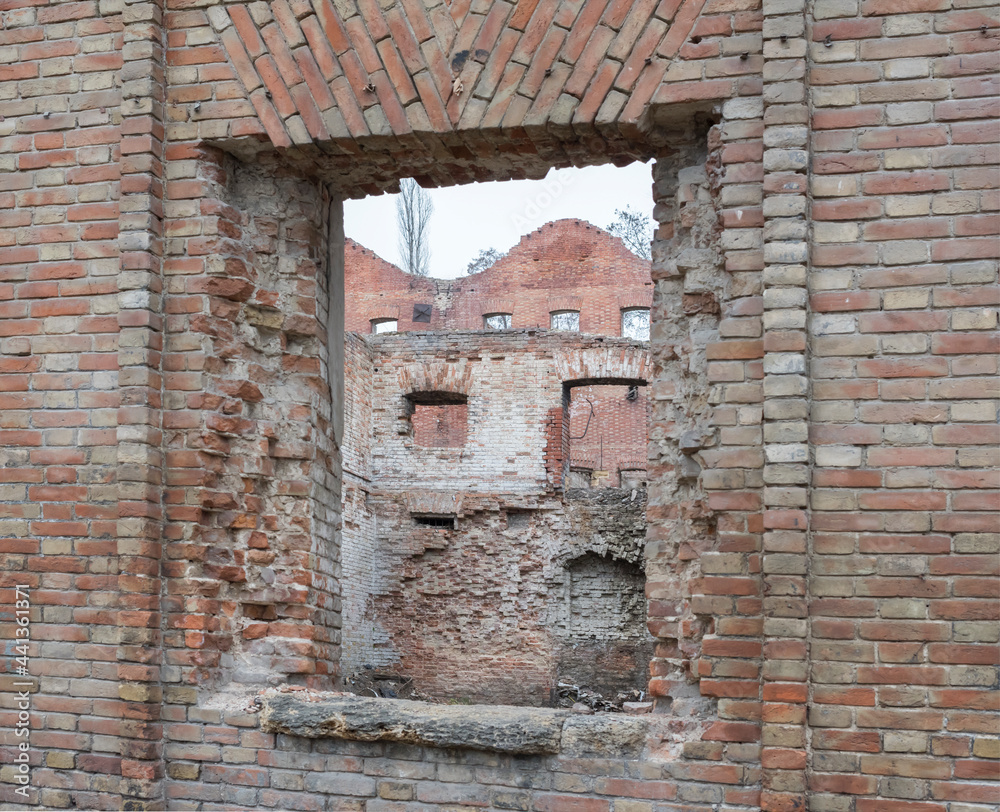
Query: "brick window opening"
484 313 512 330
567 382 648 489
407 392 469 448
372 318 398 334
621 308 650 341
550 310 580 331
505 510 532 529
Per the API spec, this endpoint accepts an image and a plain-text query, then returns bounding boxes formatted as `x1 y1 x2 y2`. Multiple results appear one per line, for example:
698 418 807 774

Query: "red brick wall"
0 0 129 803
410 402 469 448
803 4 1000 807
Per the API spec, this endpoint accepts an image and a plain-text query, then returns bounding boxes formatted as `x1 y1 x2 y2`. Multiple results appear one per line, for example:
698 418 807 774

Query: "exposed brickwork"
0 0 996 808
757 0 812 808
161 156 341 692
569 384 650 487
156 714 760 812
170 0 744 190
410 402 468 448
804 1 1000 809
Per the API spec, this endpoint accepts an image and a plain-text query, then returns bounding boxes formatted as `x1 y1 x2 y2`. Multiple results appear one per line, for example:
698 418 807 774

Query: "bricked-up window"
554 552 653 697
484 313 512 330
371 318 398 334
407 392 469 448
621 308 650 341
550 310 580 331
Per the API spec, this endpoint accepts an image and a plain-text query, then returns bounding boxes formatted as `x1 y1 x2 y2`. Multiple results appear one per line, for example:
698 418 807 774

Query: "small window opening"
413 515 455 528
620 469 647 490
621 308 650 341
371 318 398 334
484 313 512 330
550 310 580 332
407 391 469 448
413 304 432 323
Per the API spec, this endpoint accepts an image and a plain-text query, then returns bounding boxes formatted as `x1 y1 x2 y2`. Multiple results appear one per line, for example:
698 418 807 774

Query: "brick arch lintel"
397 361 475 399
554 345 651 389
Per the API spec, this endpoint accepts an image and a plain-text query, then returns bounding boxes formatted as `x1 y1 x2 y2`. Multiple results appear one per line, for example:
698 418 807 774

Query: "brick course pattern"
0 0 996 809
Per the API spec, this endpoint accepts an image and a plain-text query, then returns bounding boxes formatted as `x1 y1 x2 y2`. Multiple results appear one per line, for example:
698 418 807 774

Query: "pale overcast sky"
343 160 655 279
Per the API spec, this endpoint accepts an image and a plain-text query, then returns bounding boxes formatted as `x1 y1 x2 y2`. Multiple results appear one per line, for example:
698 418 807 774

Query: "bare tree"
606 206 652 260
465 247 506 275
396 178 433 276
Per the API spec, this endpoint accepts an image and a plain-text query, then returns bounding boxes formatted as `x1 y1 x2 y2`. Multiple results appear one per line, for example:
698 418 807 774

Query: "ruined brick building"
340 220 655 702
0 0 998 810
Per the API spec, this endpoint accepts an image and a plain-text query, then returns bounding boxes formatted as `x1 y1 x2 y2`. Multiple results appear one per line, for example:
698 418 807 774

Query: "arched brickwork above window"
187 0 729 192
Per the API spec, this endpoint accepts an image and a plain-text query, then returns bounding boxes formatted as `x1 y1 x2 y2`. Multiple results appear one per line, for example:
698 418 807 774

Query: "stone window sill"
260 694 647 756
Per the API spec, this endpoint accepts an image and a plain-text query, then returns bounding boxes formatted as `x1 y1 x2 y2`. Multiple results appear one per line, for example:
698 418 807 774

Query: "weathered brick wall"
0 0 129 803
161 154 341 692
340 332 380 676
365 332 649 490
159 712 759 812
0 0 997 808
569 383 650 486
345 219 655 488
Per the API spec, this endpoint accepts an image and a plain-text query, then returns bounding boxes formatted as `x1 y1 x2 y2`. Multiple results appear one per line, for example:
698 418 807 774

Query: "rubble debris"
556 680 646 713
343 668 426 701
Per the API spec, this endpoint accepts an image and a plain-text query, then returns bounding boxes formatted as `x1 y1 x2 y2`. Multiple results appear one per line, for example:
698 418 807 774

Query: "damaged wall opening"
413 514 456 529
340 166 662 709
622 307 651 341
406 392 469 448
554 552 651 699
371 317 398 333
